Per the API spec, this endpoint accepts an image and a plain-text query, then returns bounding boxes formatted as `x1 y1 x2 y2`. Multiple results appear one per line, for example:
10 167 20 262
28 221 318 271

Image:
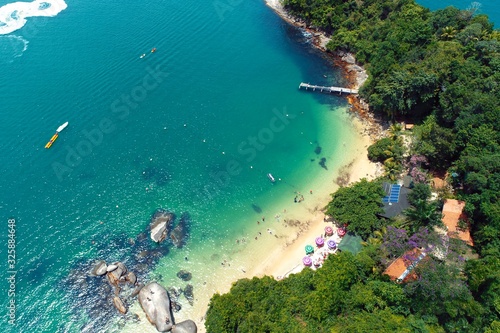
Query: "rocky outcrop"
139 282 174 332
172 320 197 333
113 296 127 314
106 264 125 286
91 260 108 276
150 209 174 243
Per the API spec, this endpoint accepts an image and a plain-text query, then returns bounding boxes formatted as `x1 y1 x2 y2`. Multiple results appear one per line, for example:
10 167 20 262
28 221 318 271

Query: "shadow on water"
59 208 192 331
251 203 262 213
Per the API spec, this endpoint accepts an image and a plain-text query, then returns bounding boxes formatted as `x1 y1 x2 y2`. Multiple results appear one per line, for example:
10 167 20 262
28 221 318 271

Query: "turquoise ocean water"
0 0 352 331
0 0 497 332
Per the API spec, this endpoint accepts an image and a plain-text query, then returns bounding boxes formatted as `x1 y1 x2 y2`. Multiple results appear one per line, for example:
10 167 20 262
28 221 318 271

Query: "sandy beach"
120 2 382 332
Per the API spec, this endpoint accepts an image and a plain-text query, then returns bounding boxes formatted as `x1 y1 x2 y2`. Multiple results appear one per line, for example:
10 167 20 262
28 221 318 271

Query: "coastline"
121 3 382 332
264 0 379 131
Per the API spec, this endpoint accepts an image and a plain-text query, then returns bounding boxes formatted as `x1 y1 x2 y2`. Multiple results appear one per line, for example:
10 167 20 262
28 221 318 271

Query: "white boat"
267 173 275 183
56 121 69 133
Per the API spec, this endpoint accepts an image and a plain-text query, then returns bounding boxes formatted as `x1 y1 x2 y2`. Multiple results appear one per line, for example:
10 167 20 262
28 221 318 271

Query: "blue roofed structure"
379 182 412 219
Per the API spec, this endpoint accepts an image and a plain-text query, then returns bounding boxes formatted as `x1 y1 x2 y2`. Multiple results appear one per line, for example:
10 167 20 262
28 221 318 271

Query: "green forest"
205 0 500 332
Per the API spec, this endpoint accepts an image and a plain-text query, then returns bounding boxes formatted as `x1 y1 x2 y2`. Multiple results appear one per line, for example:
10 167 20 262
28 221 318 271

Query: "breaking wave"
0 0 67 35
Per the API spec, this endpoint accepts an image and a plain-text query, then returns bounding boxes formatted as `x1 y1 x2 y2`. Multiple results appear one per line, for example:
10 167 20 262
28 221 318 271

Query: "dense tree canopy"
206 1 500 332
325 179 385 239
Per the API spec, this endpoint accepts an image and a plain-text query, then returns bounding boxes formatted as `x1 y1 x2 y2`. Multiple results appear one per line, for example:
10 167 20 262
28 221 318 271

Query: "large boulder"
113 296 127 314
150 210 174 243
91 260 107 276
172 320 197 333
139 282 174 332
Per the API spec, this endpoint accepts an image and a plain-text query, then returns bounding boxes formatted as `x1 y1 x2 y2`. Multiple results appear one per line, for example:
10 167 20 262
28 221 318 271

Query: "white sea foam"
0 35 28 63
0 0 67 35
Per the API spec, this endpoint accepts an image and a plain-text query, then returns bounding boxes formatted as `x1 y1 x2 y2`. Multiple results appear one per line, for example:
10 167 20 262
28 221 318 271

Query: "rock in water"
170 213 190 248
106 264 118 272
91 260 107 276
184 284 194 305
107 266 124 286
131 283 144 298
139 282 174 332
113 296 127 314
126 271 137 285
172 320 197 333
116 262 127 275
176 270 192 281
150 209 174 243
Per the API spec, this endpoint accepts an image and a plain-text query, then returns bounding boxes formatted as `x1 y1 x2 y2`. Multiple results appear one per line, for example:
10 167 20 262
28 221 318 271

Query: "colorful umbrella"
315 237 324 247
324 226 333 236
327 239 337 249
305 245 314 254
337 227 346 237
303 256 312 266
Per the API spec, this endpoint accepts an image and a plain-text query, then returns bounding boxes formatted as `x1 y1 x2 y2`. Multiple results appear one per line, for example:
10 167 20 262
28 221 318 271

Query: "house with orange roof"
441 199 474 246
384 248 426 283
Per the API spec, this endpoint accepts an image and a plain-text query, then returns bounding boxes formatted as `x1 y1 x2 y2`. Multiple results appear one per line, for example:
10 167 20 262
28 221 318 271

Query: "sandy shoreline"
120 2 382 332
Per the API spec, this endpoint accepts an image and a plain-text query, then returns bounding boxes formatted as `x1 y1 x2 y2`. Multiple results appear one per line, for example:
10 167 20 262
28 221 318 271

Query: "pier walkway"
299 82 358 95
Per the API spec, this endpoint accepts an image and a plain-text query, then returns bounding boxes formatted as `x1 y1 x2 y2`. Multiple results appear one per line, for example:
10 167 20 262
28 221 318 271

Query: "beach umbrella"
315 237 324 247
327 239 337 249
302 256 312 266
324 226 333 236
337 227 346 237
305 245 314 254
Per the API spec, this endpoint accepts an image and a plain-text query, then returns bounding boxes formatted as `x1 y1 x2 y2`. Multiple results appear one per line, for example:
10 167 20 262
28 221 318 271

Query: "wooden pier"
299 82 358 95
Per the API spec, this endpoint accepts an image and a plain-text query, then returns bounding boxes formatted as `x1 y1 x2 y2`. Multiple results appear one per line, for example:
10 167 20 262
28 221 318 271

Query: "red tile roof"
442 199 473 246
384 248 424 283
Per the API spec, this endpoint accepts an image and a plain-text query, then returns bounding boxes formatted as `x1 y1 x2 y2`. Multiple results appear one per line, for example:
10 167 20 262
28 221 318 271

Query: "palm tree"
362 227 387 246
384 157 402 181
440 26 457 41
405 200 443 233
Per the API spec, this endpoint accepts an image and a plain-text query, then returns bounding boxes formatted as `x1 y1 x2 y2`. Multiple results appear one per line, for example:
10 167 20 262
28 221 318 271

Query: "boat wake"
0 35 28 63
0 0 68 35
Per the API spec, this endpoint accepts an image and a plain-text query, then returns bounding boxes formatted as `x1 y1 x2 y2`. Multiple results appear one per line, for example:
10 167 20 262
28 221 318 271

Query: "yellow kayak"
45 133 59 149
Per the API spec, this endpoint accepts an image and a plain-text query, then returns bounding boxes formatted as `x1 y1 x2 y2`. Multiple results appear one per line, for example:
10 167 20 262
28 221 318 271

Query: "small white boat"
267 173 275 183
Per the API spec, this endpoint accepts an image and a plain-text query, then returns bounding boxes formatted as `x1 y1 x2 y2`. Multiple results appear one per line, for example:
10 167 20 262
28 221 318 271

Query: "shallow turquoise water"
0 0 352 331
1 0 497 331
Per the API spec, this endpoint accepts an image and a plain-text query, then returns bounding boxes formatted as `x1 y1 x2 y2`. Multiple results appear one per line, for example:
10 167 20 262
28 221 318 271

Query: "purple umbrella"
303 256 312 266
315 237 324 247
327 240 337 249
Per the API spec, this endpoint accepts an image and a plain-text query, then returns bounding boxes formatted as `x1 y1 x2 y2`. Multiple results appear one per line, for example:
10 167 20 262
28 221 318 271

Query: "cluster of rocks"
90 260 141 315
150 209 190 248
91 260 197 332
